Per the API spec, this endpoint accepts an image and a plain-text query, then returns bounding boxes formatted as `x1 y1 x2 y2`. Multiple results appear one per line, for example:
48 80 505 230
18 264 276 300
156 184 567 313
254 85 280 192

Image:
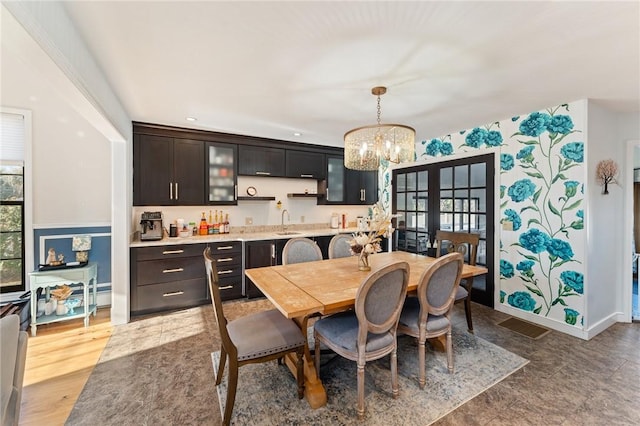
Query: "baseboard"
495 304 589 339
584 313 621 339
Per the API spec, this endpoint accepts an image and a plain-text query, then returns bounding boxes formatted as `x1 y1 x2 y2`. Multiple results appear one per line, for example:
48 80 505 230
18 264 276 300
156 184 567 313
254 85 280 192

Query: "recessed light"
186 117 197 122
293 132 301 136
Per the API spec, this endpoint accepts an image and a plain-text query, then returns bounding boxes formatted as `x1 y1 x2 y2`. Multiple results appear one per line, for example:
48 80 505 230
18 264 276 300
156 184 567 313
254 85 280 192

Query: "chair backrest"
417 252 464 320
204 247 235 355
434 230 480 266
354 261 410 348
282 237 323 265
328 234 353 259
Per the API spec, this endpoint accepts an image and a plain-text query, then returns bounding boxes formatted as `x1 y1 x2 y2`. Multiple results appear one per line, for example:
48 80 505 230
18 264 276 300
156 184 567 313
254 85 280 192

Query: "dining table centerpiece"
349 202 395 271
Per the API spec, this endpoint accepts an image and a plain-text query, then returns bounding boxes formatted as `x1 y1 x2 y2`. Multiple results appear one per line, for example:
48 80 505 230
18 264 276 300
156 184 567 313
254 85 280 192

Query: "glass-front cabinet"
207 142 237 204
326 155 345 203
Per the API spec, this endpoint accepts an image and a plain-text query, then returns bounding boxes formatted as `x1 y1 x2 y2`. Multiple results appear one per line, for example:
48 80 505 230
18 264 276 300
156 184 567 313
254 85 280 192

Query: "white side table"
28 263 98 336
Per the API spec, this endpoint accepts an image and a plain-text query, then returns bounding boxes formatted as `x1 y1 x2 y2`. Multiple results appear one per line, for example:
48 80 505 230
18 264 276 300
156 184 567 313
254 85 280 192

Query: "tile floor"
436 303 640 425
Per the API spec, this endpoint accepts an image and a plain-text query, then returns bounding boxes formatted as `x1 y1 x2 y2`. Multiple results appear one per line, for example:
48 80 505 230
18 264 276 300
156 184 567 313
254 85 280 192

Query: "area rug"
496 317 550 340
212 330 528 425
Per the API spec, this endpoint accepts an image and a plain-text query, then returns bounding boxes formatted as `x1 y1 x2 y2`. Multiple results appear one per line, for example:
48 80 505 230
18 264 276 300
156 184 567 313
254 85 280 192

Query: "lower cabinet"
244 240 276 298
130 241 242 315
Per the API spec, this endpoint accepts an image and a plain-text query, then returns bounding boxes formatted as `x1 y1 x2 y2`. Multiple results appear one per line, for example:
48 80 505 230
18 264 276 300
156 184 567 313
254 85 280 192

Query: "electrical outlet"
300 215 305 223
245 217 253 225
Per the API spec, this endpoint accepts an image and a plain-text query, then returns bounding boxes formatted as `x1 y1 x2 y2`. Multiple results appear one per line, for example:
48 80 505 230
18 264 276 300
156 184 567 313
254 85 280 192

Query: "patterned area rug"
213 330 528 425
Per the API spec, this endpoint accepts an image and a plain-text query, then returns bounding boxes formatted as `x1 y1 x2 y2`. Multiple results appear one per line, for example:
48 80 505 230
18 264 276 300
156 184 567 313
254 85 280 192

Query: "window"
1 112 25 293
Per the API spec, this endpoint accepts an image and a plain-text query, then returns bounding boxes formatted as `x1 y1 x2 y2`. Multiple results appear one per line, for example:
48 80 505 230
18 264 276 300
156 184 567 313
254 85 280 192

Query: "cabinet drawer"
217 275 243 301
209 241 242 255
134 243 207 261
136 257 205 286
214 262 242 279
135 278 208 313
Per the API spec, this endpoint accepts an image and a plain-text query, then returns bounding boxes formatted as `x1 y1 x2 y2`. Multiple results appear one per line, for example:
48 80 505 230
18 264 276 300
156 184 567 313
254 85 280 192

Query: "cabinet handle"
300 174 313 178
256 171 271 176
271 243 275 260
175 183 179 200
216 257 234 262
215 246 234 250
162 250 184 255
234 184 238 199
219 285 233 290
169 183 173 200
218 269 233 275
163 291 184 297
162 268 184 273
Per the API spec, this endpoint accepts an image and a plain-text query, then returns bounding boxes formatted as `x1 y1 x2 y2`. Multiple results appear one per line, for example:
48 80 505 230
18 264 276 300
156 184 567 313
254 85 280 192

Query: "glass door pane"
208 143 237 203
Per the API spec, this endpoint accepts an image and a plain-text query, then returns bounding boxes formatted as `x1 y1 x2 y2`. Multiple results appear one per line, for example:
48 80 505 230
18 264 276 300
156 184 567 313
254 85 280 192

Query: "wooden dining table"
244 250 488 409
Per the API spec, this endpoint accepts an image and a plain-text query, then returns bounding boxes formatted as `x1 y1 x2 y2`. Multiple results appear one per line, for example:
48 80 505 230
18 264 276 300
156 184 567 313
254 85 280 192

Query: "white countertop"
130 227 359 247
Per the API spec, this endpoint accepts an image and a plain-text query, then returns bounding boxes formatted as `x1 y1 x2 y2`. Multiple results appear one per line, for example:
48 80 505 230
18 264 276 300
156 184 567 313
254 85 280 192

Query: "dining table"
244 250 488 409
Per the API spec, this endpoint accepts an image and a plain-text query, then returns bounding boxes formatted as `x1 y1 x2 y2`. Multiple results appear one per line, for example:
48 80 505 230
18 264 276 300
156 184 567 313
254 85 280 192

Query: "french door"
392 153 495 307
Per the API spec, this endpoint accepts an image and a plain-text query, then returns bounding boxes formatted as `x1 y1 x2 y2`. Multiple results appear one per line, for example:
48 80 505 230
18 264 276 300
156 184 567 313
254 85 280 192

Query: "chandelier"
344 86 415 171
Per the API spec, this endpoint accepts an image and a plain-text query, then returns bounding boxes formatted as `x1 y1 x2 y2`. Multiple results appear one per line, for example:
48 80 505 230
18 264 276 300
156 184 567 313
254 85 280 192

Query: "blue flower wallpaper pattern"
417 101 586 328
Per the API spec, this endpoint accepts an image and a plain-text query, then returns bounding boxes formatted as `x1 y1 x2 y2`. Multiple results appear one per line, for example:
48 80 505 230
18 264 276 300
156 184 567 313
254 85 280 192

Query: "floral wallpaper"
412 101 586 328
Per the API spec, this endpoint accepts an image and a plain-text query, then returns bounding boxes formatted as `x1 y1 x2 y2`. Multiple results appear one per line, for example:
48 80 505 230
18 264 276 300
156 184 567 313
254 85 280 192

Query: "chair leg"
296 347 305 399
446 329 454 374
223 360 238 426
356 361 365 419
216 347 227 386
464 296 474 333
418 338 426 389
391 346 399 399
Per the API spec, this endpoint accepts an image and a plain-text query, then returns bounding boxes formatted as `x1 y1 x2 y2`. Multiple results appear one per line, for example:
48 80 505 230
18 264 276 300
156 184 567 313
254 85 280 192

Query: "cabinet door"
324 155 345 204
238 145 285 177
173 139 205 205
346 169 378 205
285 150 326 179
244 240 275 298
134 134 173 205
207 142 237 204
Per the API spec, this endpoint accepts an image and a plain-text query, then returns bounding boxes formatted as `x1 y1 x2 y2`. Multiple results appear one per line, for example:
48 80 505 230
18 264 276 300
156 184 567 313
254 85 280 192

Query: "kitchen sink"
275 231 301 235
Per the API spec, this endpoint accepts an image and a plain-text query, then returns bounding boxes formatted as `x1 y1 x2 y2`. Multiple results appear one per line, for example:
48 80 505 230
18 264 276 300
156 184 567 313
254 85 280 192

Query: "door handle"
300 174 313 178
163 291 184 297
175 182 179 200
256 171 271 176
169 183 173 200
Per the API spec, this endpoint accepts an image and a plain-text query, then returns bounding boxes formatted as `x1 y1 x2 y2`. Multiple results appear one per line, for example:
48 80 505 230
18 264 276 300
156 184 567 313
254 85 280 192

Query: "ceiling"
17 2 640 147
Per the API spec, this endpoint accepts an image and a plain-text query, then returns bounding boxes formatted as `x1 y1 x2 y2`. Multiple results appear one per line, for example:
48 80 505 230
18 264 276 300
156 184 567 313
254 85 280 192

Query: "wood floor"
19 308 112 426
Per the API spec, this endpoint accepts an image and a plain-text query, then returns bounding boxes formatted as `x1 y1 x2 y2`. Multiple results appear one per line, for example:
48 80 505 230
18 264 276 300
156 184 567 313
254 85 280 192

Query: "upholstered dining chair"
328 233 354 259
204 247 305 426
313 261 410 419
282 237 323 265
1 314 28 426
434 230 480 332
397 252 463 389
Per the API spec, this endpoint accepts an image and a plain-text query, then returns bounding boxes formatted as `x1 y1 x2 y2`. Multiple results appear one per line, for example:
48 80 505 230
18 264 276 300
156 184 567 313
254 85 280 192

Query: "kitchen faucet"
281 209 290 232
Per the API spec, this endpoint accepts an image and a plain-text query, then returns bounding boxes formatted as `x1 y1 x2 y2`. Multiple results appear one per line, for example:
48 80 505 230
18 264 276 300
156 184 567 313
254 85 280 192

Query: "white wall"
132 175 370 234
585 102 624 330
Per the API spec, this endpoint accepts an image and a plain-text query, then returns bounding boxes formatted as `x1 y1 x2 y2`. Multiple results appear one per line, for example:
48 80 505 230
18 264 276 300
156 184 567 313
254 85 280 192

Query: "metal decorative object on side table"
28 263 98 336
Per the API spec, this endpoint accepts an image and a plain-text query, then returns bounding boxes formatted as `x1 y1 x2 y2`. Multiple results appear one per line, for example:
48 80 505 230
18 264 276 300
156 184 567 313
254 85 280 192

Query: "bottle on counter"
224 213 230 234
190 222 197 236
199 212 208 235
213 210 220 234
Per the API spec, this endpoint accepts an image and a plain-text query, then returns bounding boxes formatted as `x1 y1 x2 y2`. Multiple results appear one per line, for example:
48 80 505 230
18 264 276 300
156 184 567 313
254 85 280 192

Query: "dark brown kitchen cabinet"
130 243 208 316
207 142 237 204
244 240 276 298
238 145 285 177
133 134 205 205
207 241 243 300
346 168 378 205
285 150 326 179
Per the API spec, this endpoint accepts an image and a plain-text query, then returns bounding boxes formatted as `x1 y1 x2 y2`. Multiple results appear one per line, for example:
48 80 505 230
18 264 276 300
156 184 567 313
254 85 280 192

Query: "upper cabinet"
207 142 237 204
238 145 285 177
321 154 378 205
285 150 326 179
133 134 205 206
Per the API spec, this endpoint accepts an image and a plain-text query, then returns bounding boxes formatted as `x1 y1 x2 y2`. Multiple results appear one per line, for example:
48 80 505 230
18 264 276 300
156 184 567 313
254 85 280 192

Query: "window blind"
0 112 25 162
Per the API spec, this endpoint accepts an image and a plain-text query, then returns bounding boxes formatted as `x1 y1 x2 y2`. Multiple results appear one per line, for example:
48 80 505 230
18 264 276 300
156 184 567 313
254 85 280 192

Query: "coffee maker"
140 211 163 241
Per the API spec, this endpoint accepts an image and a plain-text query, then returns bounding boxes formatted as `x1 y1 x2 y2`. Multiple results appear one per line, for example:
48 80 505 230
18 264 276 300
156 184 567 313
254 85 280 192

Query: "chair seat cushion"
314 311 394 354
399 297 450 334
227 309 305 361
455 285 468 301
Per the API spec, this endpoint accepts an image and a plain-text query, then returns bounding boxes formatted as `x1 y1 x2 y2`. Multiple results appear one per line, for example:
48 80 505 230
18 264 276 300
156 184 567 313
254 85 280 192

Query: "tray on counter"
37 261 88 272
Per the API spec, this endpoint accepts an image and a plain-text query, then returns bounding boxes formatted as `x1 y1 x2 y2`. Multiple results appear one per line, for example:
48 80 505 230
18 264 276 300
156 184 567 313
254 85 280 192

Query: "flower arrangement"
349 202 395 271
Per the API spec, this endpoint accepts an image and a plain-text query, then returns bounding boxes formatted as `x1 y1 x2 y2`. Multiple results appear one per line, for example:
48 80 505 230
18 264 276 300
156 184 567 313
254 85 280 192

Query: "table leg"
281 316 327 409
429 336 446 352
83 280 89 328
30 293 37 337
